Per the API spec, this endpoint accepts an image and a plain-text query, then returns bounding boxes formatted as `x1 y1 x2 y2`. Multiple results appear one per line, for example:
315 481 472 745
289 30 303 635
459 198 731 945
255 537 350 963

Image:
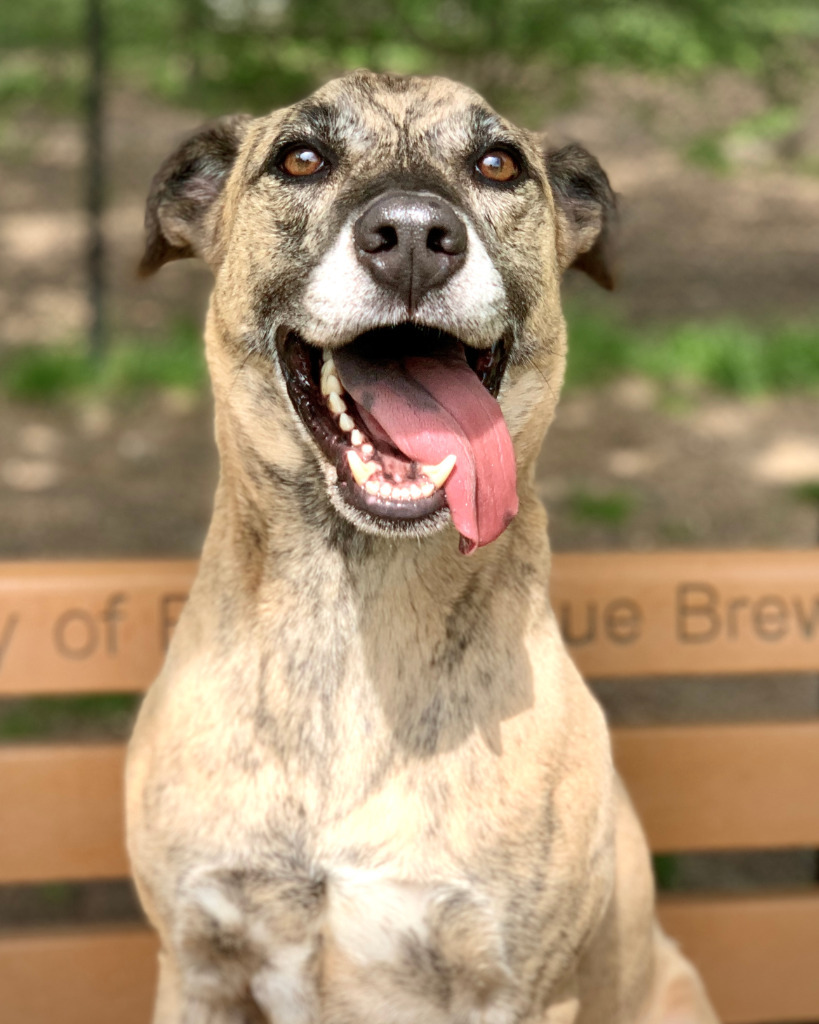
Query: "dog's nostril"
375 225 398 252
427 227 446 253
358 223 398 254
427 224 466 256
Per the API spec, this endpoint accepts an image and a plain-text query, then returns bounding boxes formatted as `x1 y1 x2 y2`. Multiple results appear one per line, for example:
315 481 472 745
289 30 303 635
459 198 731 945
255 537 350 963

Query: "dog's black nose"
354 192 467 311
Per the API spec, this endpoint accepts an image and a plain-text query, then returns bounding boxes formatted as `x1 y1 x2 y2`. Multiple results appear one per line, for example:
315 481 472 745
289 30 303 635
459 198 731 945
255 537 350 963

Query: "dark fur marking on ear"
546 143 617 290
139 114 251 277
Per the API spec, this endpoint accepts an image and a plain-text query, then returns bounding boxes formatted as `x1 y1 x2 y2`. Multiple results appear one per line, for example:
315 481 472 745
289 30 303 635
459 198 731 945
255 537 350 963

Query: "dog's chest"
178 861 518 1024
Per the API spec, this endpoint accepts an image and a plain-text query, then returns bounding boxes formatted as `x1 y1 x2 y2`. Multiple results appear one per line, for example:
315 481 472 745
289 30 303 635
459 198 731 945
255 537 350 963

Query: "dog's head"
141 71 614 555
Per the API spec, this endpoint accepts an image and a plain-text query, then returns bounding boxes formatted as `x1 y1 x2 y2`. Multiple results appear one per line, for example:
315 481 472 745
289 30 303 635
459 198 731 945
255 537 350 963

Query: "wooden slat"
1 551 818 695
0 559 195 696
1 895 818 1024
659 891 819 1024
5 722 819 884
0 744 127 883
614 722 819 852
551 549 819 677
0 925 158 1024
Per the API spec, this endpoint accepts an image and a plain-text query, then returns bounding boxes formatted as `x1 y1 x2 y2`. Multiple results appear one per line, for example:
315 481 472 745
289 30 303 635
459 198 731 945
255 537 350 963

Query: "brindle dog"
127 70 718 1024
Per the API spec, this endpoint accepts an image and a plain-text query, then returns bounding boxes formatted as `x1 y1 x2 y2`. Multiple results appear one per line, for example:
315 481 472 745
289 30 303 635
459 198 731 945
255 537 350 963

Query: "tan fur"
127 71 718 1023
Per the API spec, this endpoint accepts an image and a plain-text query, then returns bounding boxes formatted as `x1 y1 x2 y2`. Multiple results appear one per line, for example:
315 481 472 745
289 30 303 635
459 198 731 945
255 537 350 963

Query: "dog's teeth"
320 373 343 397
350 429 365 447
327 392 346 415
421 454 456 489
379 482 392 499
321 350 335 368
338 412 355 433
347 450 378 485
361 443 374 458
365 480 380 495
409 483 422 500
420 481 435 498
397 487 411 501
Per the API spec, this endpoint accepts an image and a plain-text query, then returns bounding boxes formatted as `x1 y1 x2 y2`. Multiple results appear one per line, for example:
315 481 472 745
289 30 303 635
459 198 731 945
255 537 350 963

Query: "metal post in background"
86 0 106 358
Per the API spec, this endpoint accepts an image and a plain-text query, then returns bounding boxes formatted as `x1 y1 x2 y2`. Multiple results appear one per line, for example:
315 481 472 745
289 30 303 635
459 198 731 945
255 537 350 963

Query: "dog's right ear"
139 114 252 277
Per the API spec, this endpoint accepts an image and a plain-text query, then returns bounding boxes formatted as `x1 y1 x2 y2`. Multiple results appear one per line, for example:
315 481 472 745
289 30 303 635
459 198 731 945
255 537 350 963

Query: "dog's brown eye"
280 146 325 177
476 149 520 183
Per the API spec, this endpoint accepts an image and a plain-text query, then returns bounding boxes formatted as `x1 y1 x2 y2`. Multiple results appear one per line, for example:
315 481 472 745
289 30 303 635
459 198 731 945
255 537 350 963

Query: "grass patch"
792 483 819 505
685 135 731 172
0 694 140 740
1 324 207 402
685 105 800 172
567 489 635 526
564 311 819 396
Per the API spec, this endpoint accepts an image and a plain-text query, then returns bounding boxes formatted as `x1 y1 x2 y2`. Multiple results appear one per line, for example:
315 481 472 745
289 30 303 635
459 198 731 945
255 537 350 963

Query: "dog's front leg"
152 949 270 1024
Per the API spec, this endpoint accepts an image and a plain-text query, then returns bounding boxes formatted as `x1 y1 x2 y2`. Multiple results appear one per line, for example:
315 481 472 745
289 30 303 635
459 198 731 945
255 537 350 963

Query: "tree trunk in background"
86 0 106 358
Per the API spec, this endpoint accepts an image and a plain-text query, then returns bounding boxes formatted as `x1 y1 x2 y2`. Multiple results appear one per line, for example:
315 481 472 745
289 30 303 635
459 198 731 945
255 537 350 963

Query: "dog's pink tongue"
334 345 517 553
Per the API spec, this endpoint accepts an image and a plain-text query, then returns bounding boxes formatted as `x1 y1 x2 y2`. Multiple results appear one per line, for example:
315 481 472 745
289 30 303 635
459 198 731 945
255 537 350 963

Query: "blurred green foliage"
5 312 819 403
564 311 819 396
1 323 207 401
1 0 817 115
0 694 139 740
567 488 635 526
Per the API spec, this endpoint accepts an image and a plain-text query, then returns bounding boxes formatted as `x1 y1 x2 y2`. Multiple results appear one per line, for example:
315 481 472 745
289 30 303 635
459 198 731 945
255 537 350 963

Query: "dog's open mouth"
278 325 517 553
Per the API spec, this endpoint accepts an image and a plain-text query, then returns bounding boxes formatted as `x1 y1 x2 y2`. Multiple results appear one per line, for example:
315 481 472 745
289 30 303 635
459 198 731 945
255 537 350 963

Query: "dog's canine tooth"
320 372 343 398
347 450 378 485
339 412 355 433
421 454 456 489
350 429 365 447
327 392 346 415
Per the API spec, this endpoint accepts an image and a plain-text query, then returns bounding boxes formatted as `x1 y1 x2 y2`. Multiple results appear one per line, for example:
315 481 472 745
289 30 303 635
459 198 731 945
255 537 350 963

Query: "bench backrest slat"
1 551 818 696
4 721 819 886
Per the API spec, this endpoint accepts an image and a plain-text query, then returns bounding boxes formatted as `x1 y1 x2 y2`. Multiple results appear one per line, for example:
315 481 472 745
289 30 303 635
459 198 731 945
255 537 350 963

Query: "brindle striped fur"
127 70 718 1024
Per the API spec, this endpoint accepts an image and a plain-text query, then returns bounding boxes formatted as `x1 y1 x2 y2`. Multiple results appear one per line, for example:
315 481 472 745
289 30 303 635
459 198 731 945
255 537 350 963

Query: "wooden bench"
1 552 818 1024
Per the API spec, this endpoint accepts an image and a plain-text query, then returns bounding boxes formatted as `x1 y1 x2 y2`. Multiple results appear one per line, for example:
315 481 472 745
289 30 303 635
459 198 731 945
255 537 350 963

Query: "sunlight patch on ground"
751 436 819 485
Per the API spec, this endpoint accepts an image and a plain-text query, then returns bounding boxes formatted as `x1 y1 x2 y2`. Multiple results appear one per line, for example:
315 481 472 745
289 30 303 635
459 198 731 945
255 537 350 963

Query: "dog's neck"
175 338 558 771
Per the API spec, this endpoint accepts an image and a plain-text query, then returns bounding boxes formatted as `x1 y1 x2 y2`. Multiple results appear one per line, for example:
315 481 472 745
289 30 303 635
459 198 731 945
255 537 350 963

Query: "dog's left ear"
139 114 252 277
545 143 617 290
